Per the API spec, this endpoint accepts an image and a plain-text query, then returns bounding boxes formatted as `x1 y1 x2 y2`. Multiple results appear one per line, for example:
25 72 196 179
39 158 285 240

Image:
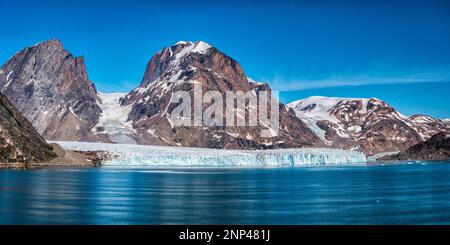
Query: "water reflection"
0 163 449 224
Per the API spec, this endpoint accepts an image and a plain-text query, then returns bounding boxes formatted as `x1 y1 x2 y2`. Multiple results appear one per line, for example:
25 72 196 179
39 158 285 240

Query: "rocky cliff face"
0 92 56 165
114 41 320 149
288 96 450 155
379 132 450 161
0 39 101 141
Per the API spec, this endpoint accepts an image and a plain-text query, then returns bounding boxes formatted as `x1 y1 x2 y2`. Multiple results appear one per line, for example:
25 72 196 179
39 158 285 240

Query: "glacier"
52 141 367 167
93 93 136 144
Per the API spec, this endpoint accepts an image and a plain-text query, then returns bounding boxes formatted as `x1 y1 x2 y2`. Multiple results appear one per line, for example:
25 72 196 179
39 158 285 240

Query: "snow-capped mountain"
288 96 450 155
119 41 321 149
0 91 56 165
0 39 101 141
3 39 447 154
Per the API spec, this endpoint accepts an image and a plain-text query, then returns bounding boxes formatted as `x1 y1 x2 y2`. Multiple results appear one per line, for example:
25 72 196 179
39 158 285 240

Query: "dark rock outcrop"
0 39 101 141
379 132 450 161
0 92 56 165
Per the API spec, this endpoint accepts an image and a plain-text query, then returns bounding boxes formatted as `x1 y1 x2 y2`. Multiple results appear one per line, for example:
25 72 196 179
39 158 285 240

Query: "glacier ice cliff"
52 141 367 167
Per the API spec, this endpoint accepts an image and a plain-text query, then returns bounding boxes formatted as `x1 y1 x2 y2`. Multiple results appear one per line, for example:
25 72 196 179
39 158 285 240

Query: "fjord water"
0 162 449 224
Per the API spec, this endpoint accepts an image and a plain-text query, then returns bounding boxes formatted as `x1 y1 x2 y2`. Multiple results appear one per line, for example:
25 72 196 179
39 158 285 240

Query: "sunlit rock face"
0 39 101 141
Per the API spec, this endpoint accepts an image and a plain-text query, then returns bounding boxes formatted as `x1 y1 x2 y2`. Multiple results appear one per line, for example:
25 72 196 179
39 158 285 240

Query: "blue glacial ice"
52 141 367 167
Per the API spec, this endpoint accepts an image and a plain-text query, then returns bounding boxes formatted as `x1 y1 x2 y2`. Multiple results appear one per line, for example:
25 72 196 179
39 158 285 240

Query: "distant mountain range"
1 39 449 156
288 96 449 155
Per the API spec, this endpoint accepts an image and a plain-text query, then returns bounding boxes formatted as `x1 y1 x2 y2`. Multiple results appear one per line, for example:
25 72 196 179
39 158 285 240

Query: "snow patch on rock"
171 41 212 66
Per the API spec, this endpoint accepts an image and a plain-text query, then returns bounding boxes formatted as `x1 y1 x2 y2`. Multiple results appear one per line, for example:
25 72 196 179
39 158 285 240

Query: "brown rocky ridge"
288 96 450 155
0 39 101 141
378 132 450 161
0 91 56 167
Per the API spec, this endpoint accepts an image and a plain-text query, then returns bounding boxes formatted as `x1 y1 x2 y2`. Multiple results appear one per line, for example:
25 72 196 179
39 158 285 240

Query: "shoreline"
2 141 448 169
0 144 112 169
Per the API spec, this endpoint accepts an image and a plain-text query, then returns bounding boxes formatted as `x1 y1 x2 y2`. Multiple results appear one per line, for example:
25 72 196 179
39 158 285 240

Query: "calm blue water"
1 161 450 224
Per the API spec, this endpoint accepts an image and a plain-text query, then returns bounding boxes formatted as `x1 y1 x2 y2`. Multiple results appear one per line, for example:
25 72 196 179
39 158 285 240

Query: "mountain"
0 39 101 141
4 39 447 154
109 41 321 149
0 91 56 165
379 132 450 161
288 96 450 155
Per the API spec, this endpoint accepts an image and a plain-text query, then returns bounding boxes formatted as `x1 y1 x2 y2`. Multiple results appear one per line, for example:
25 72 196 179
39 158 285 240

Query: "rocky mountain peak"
122 40 250 107
137 40 214 87
134 40 248 92
36 38 64 48
173 40 212 50
119 42 320 149
0 39 101 141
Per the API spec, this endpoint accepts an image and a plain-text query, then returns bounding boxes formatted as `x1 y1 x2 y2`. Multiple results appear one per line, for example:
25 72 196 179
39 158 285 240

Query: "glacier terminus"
53 141 367 167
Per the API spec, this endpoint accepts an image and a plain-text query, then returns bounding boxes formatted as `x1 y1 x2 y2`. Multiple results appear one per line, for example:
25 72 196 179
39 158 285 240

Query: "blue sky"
1 0 449 118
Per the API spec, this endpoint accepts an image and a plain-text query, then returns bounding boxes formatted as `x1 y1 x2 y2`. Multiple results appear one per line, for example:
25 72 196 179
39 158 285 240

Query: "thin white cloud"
95 80 139 93
268 73 450 91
